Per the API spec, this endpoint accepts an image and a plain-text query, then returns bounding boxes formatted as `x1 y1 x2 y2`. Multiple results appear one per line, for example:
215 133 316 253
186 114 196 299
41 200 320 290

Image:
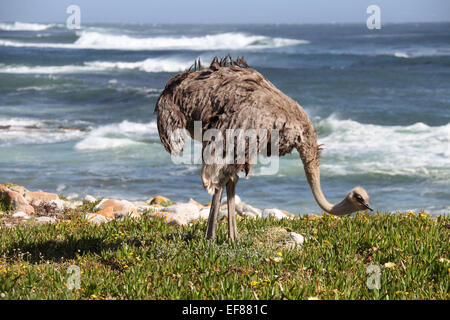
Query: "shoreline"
0 182 443 229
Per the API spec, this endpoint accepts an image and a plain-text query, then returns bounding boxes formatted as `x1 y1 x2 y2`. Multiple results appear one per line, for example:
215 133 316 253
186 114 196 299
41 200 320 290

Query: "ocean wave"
394 52 410 58
0 22 55 31
0 31 309 51
0 64 102 74
316 115 450 178
85 58 189 72
0 57 190 74
0 117 85 146
74 120 158 151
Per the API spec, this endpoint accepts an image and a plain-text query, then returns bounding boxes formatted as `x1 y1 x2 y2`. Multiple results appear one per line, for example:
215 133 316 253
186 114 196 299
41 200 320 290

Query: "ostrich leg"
226 179 238 241
205 187 223 239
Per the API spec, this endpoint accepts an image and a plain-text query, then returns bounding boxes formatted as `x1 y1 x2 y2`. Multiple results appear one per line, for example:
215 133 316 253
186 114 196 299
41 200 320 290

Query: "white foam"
0 64 102 74
0 57 190 74
0 117 85 146
0 117 43 127
0 31 309 51
85 57 189 73
394 52 410 58
74 120 158 151
0 22 54 31
316 115 450 178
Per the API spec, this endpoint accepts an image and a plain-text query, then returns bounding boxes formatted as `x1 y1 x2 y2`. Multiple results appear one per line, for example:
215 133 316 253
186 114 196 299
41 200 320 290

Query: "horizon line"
2 20 450 25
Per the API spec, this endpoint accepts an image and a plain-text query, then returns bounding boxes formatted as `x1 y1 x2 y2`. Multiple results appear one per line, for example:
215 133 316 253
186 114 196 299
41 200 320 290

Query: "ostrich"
155 56 372 241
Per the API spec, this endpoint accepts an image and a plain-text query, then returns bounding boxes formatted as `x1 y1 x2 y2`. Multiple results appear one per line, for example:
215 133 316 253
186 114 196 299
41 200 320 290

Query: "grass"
0 211 448 300
0 193 12 213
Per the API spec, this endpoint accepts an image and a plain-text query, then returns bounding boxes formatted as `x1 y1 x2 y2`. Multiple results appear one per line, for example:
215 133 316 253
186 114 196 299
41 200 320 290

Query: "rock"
288 232 305 248
188 198 204 209
147 202 202 225
131 201 153 213
1 189 34 214
199 207 211 219
281 210 296 219
46 199 66 212
147 211 186 226
97 207 115 219
237 203 262 218
83 195 97 203
85 213 110 225
221 195 241 206
94 199 138 219
161 203 200 223
64 200 82 210
24 191 59 203
7 184 28 196
218 209 228 221
147 195 170 205
240 211 257 219
262 208 294 220
12 211 30 219
37 199 82 214
35 216 56 224
126 212 141 220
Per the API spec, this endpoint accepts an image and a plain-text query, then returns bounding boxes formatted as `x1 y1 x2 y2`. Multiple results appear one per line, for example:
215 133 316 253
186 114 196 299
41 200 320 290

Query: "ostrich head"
345 186 373 212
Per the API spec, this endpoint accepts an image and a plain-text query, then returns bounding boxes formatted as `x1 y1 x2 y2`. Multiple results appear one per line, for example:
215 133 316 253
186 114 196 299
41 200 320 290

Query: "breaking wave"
74 120 158 150
0 21 55 31
0 117 86 146
0 57 190 74
0 31 309 51
315 115 450 178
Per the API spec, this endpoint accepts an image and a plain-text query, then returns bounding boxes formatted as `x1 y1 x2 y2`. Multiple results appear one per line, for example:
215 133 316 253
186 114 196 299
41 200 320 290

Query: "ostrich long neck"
304 164 354 216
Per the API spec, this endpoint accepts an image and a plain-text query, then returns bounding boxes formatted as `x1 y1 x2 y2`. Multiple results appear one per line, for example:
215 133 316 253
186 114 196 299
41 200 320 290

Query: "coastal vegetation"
0 186 448 299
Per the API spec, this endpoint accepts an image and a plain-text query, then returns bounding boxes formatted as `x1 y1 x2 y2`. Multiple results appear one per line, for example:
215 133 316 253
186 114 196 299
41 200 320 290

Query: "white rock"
147 211 187 226
35 216 57 224
161 203 200 223
240 204 262 218
240 211 257 219
85 213 110 225
64 200 83 210
218 209 228 220
45 199 81 212
12 211 30 219
199 207 211 220
115 212 141 221
221 195 241 206
94 199 138 219
47 199 66 212
262 208 293 220
289 232 305 246
132 201 153 213
84 195 97 203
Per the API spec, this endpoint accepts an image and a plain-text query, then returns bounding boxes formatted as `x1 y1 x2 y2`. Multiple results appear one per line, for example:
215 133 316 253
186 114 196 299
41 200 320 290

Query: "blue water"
0 22 449 214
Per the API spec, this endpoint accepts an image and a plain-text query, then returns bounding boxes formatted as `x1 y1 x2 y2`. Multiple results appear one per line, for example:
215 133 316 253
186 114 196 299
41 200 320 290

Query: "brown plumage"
155 56 372 241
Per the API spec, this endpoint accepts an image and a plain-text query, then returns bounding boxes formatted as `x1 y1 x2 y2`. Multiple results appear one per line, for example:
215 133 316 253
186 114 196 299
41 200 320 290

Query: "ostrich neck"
305 164 354 216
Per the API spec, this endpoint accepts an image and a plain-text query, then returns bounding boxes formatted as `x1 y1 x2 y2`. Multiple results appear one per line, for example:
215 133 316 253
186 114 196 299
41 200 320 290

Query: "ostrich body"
155 56 372 241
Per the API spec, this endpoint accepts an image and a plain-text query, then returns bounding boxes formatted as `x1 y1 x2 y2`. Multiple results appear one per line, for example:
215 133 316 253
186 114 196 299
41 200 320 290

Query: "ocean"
0 21 449 215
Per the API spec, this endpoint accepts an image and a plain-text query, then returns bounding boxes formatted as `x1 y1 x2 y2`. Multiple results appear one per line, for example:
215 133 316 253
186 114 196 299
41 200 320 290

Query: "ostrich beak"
363 203 373 211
